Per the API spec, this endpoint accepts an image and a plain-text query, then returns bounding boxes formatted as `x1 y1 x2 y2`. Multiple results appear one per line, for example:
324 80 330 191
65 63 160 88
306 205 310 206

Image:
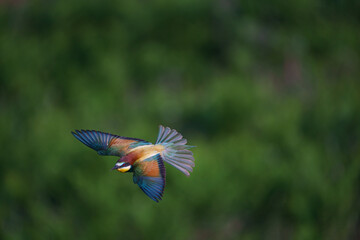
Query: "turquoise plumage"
71 125 195 202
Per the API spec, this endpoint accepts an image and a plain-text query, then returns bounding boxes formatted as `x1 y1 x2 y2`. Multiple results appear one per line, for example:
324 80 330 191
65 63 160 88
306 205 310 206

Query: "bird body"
123 144 165 164
71 125 195 202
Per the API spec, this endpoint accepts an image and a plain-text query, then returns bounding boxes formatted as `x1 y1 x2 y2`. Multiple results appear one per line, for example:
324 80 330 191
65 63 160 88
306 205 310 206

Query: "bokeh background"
1 0 360 239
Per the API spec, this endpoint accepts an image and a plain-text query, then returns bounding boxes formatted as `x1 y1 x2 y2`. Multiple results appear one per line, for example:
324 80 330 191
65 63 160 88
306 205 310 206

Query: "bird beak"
111 166 119 170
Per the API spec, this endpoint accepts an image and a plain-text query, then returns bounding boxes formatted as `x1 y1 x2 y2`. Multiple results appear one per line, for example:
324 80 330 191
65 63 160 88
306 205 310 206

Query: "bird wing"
71 130 151 157
133 154 166 202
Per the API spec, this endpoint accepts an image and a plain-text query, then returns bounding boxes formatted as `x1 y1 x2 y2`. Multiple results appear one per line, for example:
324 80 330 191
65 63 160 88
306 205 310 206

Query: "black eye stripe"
115 162 131 168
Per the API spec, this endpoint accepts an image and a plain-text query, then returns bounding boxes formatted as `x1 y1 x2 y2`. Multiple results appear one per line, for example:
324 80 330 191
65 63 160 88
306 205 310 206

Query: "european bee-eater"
71 125 195 202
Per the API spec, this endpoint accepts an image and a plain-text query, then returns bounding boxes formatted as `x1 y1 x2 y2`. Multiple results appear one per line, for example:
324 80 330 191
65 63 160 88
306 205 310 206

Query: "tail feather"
156 125 195 176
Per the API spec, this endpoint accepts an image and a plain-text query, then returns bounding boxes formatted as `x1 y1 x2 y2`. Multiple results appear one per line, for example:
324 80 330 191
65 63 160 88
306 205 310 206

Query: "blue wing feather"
71 130 150 156
135 177 164 202
73 130 109 151
133 155 166 202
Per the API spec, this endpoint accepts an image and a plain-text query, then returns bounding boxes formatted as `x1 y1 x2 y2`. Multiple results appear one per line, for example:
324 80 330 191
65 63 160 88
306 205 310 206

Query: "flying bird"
71 125 195 202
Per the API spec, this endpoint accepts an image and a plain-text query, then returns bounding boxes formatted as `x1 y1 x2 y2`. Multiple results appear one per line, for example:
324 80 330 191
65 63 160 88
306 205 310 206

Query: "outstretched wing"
71 130 151 157
133 154 166 202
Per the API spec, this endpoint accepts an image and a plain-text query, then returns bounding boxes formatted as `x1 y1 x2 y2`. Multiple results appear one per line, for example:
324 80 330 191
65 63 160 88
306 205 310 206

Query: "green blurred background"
1 0 360 239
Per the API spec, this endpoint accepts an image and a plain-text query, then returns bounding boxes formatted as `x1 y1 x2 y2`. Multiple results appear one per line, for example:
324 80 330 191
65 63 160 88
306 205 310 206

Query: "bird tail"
155 125 195 176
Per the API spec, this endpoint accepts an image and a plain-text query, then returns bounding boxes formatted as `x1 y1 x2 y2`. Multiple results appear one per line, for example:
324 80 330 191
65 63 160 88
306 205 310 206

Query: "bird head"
112 162 132 173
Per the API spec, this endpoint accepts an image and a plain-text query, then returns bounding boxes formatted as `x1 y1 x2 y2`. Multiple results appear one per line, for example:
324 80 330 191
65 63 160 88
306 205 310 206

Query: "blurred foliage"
1 0 360 239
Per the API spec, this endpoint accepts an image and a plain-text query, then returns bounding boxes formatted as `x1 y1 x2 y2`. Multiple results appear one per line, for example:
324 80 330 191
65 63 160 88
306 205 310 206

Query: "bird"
71 125 195 202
